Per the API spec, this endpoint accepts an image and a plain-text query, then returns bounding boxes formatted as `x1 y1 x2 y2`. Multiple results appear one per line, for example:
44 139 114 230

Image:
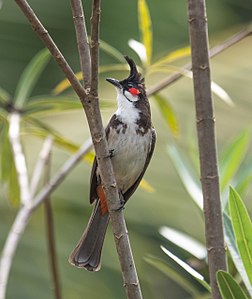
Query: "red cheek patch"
129 87 140 96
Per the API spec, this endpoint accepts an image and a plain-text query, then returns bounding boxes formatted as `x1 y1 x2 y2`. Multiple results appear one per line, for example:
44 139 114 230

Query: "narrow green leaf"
13 48 51 108
0 87 11 103
24 97 82 115
151 47 191 69
53 64 131 94
224 212 252 296
23 117 94 164
8 158 20 205
161 246 210 292
217 271 249 299
99 40 125 62
167 144 203 209
229 187 252 285
145 255 207 297
0 123 12 182
153 94 179 136
138 0 152 65
220 130 250 191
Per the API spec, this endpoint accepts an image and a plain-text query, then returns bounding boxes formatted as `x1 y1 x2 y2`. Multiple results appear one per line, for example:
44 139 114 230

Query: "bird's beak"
106 78 122 89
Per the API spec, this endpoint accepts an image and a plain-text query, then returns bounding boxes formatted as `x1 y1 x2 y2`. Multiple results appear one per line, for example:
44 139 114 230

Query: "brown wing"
123 127 156 202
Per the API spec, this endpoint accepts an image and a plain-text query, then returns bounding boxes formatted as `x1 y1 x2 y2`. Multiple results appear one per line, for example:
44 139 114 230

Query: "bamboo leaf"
8 158 20 205
0 87 11 103
220 130 250 191
99 40 125 62
223 212 252 296
138 0 152 65
161 246 210 292
145 255 208 297
24 97 82 115
167 144 203 209
13 48 51 108
183 71 234 106
53 64 130 95
160 226 207 260
139 179 155 193
229 187 252 285
151 47 191 69
217 271 249 299
128 39 147 67
153 94 179 136
0 123 12 182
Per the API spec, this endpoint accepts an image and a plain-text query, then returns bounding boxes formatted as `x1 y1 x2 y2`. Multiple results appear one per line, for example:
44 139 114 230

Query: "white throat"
115 91 140 124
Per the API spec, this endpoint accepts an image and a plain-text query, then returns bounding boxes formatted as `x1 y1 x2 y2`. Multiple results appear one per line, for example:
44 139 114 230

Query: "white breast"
108 123 152 193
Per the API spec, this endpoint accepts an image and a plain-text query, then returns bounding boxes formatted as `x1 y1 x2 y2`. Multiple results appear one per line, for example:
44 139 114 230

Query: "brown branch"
43 148 62 299
147 27 252 96
15 0 143 298
71 0 143 297
187 1 226 299
70 0 91 88
15 0 87 105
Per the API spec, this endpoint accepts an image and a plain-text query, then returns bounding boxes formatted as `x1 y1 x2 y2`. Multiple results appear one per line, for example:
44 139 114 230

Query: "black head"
106 56 146 102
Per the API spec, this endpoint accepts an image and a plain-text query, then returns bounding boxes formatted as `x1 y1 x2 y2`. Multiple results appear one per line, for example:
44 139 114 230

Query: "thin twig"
0 139 92 299
187 1 226 298
70 0 91 89
32 139 92 210
147 27 252 96
43 146 62 299
30 136 53 197
8 112 31 206
0 206 31 299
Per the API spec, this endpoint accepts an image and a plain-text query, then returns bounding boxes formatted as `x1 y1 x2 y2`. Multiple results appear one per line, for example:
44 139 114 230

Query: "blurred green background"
1 0 252 298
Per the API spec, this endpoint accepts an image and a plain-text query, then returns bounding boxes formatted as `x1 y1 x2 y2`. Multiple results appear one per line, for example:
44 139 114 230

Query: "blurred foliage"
1 0 252 298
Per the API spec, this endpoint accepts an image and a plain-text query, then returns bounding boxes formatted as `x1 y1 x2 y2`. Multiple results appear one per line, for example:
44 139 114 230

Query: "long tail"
68 201 110 271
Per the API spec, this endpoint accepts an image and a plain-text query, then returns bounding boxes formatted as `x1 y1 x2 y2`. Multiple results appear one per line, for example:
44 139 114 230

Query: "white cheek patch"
124 90 139 102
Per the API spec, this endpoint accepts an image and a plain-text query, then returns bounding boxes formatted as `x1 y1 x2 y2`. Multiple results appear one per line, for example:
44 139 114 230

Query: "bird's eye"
128 87 140 96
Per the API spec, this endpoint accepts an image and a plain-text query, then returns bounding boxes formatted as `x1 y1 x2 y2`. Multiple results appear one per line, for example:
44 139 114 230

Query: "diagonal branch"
147 27 252 96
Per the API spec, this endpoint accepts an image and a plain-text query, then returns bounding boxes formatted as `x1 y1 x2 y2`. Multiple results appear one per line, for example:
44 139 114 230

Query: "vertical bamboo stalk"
187 1 227 298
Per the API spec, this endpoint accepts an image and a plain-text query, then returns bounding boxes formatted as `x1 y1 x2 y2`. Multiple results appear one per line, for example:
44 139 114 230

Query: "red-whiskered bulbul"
69 56 156 271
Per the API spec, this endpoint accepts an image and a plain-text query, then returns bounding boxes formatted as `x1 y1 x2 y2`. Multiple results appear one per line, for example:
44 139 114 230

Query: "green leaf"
99 40 125 62
0 122 12 182
220 130 250 192
23 117 94 164
8 158 20 205
0 122 20 204
53 64 132 94
167 144 203 209
217 271 249 299
229 187 252 285
161 246 210 292
151 46 191 69
138 0 152 65
0 87 11 103
24 96 82 115
153 94 179 136
145 255 207 297
223 212 252 296
13 48 51 109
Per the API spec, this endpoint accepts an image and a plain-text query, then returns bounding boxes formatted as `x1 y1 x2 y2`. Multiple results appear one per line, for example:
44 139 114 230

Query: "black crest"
123 56 144 86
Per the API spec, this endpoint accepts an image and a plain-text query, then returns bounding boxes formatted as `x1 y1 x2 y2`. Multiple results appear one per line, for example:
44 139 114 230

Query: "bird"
69 56 156 271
